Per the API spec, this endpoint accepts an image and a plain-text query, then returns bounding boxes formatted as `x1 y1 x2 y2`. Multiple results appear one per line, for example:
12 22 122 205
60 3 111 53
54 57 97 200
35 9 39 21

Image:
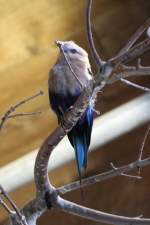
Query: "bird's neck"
57 55 90 72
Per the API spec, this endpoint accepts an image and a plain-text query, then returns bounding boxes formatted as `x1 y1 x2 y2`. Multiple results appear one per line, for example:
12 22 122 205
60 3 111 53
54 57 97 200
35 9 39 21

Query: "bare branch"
21 198 46 225
109 61 150 84
7 112 42 119
138 124 150 161
109 38 150 65
116 18 150 57
119 173 142 180
0 185 20 217
0 185 27 225
86 0 104 66
110 162 142 180
54 196 150 225
118 77 150 92
107 59 150 91
0 91 43 130
0 196 14 214
57 157 149 196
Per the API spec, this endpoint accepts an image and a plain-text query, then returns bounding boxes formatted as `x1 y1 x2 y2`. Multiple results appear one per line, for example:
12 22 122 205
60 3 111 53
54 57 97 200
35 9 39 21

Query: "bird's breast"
50 64 89 96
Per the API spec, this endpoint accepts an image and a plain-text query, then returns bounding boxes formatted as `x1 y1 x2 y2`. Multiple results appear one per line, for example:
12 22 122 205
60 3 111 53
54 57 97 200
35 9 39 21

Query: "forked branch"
0 91 43 130
0 185 27 225
109 60 150 83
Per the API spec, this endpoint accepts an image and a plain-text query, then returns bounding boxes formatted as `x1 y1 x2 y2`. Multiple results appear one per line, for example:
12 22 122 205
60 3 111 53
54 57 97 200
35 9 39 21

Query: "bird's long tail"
73 134 88 181
68 107 93 198
72 134 88 200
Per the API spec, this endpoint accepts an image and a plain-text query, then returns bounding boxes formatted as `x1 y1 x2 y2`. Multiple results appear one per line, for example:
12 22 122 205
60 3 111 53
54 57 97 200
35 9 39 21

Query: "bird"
48 40 94 184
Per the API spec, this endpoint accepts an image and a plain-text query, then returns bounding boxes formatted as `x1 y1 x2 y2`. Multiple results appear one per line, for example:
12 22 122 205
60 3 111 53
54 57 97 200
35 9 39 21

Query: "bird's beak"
55 40 63 48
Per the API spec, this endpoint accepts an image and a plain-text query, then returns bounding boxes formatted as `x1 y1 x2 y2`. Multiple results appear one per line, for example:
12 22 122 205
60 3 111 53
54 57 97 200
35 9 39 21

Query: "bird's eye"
70 49 77 54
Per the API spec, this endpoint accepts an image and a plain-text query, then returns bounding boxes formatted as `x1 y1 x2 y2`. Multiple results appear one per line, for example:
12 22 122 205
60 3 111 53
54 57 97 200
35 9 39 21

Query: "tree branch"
115 18 150 57
54 196 150 225
116 77 150 92
138 124 150 161
109 38 150 65
56 157 150 195
0 197 14 215
0 185 27 225
109 60 150 83
0 91 43 130
86 0 104 66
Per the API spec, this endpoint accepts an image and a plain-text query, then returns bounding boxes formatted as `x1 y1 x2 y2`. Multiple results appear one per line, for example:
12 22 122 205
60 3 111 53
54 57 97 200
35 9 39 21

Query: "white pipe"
0 93 150 192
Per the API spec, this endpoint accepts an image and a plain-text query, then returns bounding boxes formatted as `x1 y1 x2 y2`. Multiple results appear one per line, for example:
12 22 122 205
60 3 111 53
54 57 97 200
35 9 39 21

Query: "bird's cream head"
55 40 89 65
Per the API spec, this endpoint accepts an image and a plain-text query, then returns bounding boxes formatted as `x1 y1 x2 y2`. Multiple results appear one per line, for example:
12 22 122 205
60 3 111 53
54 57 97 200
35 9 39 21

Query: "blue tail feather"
73 134 87 170
68 107 93 176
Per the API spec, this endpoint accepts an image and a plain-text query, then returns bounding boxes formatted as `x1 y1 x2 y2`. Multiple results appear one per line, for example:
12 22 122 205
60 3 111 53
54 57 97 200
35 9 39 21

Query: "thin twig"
59 45 83 88
7 112 42 119
109 61 150 84
138 124 150 161
0 196 14 214
0 91 43 129
110 162 142 180
119 77 150 92
120 173 142 179
0 185 27 225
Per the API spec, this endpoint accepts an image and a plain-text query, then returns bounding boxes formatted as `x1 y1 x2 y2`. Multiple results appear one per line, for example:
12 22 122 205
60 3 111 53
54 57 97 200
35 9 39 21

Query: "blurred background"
0 0 150 224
